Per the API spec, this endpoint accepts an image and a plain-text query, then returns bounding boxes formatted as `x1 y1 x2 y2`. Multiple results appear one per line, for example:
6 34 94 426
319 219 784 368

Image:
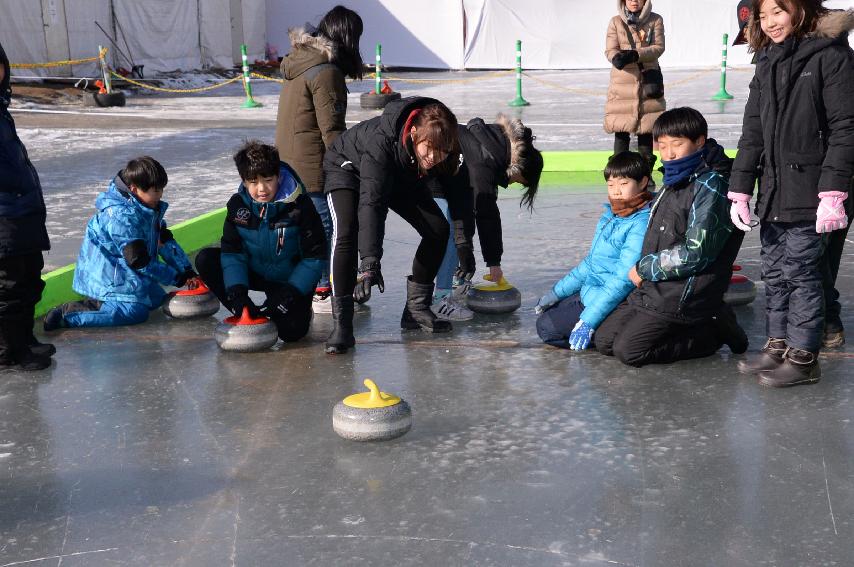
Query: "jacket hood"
99 174 167 216
463 118 509 183
379 96 445 138
700 138 732 177
237 163 304 212
813 8 854 40
495 114 530 184
0 41 11 108
282 27 336 80
617 0 653 25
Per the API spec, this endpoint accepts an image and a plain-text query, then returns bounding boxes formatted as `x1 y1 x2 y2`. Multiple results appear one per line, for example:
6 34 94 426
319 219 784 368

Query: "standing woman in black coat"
322 97 460 354
728 1 854 387
0 41 53 370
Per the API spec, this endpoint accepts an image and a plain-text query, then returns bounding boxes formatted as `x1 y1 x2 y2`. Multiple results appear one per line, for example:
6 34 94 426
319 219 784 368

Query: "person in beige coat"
274 6 363 312
604 0 666 170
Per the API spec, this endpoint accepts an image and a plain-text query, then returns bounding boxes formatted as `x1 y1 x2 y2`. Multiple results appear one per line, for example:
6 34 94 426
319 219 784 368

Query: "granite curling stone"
214 307 278 352
723 265 757 306
465 275 522 314
333 379 412 442
163 280 220 319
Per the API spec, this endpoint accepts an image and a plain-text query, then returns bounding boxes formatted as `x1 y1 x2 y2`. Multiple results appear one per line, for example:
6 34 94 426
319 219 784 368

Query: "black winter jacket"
630 140 744 323
322 96 456 262
431 118 513 267
730 10 854 222
0 42 50 258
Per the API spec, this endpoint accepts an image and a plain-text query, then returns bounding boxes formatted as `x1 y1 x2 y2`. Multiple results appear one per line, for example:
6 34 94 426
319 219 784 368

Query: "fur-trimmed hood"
282 27 337 79
617 0 653 26
496 114 528 181
813 8 854 39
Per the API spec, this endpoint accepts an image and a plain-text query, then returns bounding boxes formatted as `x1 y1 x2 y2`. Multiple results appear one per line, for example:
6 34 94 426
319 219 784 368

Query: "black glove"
454 245 476 284
353 258 384 304
173 268 198 288
611 49 639 71
226 285 261 318
262 283 299 318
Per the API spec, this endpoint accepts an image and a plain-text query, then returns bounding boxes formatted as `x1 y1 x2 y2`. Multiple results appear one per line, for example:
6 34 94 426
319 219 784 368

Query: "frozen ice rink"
2 69 854 566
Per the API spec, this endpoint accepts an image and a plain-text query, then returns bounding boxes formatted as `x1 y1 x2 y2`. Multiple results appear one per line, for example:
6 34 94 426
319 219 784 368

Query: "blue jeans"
310 192 333 289
62 299 150 328
433 197 456 292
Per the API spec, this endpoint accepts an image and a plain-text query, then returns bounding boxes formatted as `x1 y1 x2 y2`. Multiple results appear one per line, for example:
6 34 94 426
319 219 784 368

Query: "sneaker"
430 294 474 321
312 291 333 314
43 307 64 332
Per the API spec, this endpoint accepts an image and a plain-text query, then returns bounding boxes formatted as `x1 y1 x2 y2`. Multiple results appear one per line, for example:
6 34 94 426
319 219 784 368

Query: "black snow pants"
760 221 826 352
0 252 45 363
594 301 723 367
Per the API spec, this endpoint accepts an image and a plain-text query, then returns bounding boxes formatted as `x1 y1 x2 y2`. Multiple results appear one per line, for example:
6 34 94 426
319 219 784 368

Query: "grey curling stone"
333 379 412 442
360 91 401 110
723 275 757 306
214 310 278 352
466 281 522 314
162 290 220 319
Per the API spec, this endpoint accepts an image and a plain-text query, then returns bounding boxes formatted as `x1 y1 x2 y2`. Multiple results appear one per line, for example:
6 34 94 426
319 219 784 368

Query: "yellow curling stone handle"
343 379 402 409
473 274 514 292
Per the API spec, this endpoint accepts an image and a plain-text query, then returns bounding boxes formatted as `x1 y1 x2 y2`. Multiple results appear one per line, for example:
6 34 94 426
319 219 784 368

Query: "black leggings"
327 188 449 298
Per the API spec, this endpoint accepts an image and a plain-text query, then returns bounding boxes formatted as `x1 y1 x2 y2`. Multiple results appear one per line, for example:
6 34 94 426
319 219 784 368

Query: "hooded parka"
275 28 348 194
604 0 666 135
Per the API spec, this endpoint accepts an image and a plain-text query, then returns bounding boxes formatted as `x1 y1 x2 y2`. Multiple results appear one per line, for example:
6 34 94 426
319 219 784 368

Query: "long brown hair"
410 103 461 176
747 0 828 52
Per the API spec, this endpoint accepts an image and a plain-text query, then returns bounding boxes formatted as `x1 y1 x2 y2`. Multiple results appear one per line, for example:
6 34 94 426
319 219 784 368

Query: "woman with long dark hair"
275 5 363 314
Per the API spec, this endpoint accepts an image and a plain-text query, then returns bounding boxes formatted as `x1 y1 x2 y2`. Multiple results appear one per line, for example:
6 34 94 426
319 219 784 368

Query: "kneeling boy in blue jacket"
535 152 653 350
195 141 326 342
44 157 196 330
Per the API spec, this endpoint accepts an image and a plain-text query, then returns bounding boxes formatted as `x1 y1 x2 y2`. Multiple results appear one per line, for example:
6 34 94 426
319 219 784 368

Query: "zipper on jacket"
677 275 695 314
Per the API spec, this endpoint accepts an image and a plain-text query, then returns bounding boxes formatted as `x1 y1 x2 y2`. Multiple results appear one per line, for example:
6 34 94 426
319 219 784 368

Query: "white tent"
4 0 266 78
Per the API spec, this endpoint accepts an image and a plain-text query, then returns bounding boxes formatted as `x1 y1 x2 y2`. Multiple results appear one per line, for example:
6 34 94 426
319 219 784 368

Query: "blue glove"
569 320 595 351
534 290 560 315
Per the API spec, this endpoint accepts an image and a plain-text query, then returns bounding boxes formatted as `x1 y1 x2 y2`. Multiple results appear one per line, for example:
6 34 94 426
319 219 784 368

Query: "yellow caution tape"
250 71 284 84
109 71 243 93
522 67 718 96
9 48 108 69
369 69 514 84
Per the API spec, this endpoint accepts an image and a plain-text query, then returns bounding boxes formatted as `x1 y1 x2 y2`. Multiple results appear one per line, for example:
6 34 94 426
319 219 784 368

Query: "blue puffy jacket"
552 202 650 328
220 163 326 295
72 175 192 307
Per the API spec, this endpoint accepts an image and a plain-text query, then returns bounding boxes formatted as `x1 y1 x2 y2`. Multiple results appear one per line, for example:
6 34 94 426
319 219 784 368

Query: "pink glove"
727 191 753 232
816 191 848 234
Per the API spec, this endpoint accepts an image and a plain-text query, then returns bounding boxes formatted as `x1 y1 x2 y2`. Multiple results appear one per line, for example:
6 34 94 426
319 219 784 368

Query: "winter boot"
757 347 821 388
27 337 56 358
823 317 845 349
325 296 355 354
401 276 452 333
712 304 748 354
737 338 787 375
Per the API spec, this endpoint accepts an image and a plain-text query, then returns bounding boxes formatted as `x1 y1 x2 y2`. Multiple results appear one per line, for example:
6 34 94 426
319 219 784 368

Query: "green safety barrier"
35 148 741 317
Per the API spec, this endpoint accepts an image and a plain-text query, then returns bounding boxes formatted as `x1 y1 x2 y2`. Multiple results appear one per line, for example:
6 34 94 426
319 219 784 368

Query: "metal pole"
241 43 262 108
98 45 112 93
508 39 530 107
375 43 382 95
712 33 734 101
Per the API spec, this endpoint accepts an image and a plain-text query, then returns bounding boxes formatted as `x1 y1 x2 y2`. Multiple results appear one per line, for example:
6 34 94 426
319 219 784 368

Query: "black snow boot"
737 338 786 375
757 347 821 388
712 304 748 354
325 296 355 354
823 317 845 349
401 276 452 333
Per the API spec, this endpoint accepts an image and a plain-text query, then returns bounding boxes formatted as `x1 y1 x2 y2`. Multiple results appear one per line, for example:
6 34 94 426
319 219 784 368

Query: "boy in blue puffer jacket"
195 141 326 342
44 156 196 330
535 152 653 350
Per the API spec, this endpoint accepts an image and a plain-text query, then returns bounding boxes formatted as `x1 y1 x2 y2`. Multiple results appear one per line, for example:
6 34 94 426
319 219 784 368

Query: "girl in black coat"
729 2 854 387
322 97 460 354
428 115 543 321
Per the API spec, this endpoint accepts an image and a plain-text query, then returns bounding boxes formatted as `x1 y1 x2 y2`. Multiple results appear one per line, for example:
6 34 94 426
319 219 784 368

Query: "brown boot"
737 338 786 375
757 347 821 388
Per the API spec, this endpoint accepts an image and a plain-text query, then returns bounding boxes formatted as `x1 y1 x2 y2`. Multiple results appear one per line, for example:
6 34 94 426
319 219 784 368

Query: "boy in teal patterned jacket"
595 107 747 366
535 152 653 350
195 141 326 342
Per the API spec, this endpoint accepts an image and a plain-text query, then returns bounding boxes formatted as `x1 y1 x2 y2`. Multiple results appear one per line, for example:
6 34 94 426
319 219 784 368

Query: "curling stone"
214 307 278 352
162 281 220 319
333 379 412 442
723 265 757 306
465 276 522 314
